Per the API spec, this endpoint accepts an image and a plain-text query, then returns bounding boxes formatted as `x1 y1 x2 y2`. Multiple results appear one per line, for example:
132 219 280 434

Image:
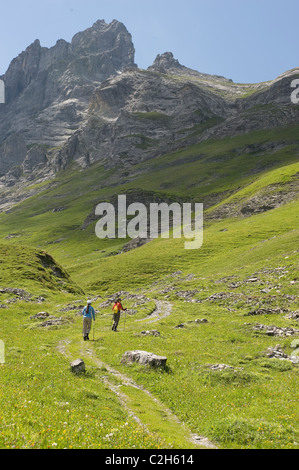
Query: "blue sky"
0 0 298 83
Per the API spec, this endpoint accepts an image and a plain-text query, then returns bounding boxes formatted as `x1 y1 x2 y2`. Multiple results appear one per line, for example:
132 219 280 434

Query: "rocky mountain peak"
71 19 136 67
148 51 233 83
4 39 42 103
148 52 183 73
0 19 298 195
2 19 136 105
0 19 138 182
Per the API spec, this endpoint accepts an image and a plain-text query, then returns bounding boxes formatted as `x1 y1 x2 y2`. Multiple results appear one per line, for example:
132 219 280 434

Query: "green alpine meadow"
0 18 298 451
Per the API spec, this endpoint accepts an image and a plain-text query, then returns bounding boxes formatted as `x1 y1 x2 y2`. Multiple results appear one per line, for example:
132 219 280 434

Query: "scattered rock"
290 339 299 349
159 286 176 295
98 299 114 308
265 344 289 359
247 307 287 316
100 293 151 310
209 364 234 371
228 282 242 289
4 233 22 239
140 330 160 336
0 287 32 301
174 290 199 300
52 207 67 213
124 309 137 316
121 350 167 368
206 292 236 302
37 316 65 327
191 434 217 449
290 349 299 364
30 311 50 320
252 323 299 336
122 237 152 253
70 358 85 373
59 304 84 312
174 319 208 329
286 311 299 321
99 291 143 308
126 294 152 304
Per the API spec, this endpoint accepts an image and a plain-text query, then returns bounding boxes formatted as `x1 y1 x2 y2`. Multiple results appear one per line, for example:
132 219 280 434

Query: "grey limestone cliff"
0 19 136 181
0 19 298 193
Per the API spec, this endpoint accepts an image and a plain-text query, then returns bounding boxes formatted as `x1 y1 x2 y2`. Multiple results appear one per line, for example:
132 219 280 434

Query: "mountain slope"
0 20 298 450
0 244 83 294
0 20 136 178
0 124 298 261
1 19 298 195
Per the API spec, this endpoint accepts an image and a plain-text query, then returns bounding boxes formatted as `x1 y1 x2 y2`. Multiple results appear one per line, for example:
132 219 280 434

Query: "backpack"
113 304 119 313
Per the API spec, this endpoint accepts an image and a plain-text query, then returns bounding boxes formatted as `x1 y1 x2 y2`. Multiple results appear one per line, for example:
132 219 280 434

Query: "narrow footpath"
57 299 217 449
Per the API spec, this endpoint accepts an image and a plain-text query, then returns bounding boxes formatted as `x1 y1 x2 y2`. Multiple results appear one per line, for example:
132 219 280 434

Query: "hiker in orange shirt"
112 298 127 331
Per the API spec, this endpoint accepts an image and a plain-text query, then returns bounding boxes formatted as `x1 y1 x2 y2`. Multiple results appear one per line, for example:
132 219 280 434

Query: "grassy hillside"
0 124 298 449
68 196 299 292
0 244 83 295
0 124 298 259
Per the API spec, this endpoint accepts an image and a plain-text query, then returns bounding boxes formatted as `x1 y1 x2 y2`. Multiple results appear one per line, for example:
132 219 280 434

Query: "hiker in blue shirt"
82 300 95 340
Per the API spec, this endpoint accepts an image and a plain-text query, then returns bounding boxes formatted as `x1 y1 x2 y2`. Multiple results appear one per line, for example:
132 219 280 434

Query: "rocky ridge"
0 20 136 181
0 20 299 206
